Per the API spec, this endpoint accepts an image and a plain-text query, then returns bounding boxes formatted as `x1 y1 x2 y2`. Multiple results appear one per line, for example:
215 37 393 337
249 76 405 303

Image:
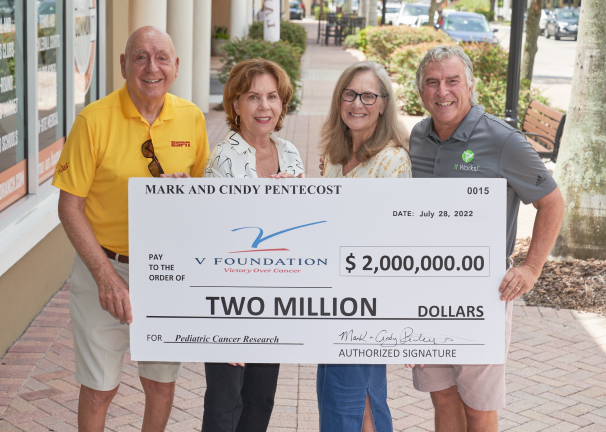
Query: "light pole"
504 0 524 129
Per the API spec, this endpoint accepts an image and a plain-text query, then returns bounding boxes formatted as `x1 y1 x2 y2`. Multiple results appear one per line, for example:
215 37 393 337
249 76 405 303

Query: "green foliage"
219 38 302 109
248 21 307 54
386 41 550 117
475 10 495 21
397 79 426 116
362 25 452 60
213 26 229 40
314 5 330 19
455 0 490 12
344 34 360 49
358 27 368 53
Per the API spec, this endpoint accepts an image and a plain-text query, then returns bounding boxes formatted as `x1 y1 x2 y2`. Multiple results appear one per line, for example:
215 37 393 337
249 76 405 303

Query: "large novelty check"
129 178 506 364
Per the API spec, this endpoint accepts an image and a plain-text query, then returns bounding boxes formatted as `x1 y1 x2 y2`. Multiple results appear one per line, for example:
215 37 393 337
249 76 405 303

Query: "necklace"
256 144 276 178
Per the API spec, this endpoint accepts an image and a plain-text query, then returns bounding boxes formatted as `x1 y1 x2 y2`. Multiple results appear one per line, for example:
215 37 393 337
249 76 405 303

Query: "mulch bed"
512 238 606 315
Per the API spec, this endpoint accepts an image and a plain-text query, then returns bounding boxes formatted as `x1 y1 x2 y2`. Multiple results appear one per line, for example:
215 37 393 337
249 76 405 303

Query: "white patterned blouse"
323 141 412 179
204 130 305 178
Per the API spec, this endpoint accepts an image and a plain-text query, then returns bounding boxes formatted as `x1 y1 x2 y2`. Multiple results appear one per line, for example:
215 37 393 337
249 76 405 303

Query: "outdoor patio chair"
323 13 339 46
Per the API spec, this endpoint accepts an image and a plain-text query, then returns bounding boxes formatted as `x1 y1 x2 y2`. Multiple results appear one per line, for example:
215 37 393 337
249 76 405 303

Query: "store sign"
74 0 96 95
0 5 25 212
38 0 65 184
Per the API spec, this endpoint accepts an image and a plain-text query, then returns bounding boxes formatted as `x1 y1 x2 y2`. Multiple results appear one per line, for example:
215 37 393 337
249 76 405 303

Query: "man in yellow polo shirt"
52 26 209 431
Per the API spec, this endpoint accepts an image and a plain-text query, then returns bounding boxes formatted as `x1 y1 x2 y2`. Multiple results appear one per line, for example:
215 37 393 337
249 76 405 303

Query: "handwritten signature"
339 328 471 346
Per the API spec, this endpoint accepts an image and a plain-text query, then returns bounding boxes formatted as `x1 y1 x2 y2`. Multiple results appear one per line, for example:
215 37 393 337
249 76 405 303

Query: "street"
494 24 576 111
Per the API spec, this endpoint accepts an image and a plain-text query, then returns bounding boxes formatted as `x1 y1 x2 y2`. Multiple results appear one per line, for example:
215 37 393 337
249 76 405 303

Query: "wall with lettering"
0 3 26 212
38 0 65 184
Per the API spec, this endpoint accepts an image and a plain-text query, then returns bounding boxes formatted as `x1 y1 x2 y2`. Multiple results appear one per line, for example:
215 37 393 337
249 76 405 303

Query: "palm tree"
552 0 606 260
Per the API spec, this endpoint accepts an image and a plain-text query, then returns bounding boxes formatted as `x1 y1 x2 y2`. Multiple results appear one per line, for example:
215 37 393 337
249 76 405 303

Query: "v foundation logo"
229 221 327 253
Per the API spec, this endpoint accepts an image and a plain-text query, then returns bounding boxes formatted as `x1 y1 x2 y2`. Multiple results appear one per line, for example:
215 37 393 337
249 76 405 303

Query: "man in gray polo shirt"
409 46 565 431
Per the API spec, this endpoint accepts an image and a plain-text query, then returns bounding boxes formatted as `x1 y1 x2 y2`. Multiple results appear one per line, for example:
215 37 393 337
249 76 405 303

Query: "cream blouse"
323 142 412 178
204 131 305 178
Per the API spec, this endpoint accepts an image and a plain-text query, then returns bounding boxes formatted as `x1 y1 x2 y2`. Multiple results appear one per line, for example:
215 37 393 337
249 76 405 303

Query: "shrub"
358 27 368 53
455 0 490 12
248 21 307 54
214 26 229 40
219 38 302 110
314 5 330 19
344 34 360 49
476 10 495 21
362 25 452 61
386 41 456 77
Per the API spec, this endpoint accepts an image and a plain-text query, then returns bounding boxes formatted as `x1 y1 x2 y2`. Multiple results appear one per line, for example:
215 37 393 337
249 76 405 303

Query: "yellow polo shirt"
52 84 209 256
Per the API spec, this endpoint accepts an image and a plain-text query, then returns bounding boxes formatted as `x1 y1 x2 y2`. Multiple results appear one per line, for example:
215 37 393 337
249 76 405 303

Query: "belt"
102 246 129 264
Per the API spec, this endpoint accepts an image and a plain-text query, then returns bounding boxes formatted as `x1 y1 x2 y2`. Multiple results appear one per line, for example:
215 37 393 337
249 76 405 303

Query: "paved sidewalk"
3 23 601 432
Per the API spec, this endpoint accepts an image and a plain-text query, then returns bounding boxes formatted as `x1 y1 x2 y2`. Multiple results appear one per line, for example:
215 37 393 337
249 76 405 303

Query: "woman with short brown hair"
205 58 303 179
202 59 303 432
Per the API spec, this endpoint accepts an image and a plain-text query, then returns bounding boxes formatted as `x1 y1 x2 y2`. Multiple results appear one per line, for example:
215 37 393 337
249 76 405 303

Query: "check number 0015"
340 247 490 277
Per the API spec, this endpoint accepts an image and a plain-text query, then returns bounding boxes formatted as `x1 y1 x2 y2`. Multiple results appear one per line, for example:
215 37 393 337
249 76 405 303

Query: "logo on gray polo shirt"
455 150 480 172
462 150 475 163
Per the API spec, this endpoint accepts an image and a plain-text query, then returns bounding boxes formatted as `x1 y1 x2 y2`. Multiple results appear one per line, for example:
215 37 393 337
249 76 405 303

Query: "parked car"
396 2 435 27
378 2 403 25
289 1 303 20
545 8 579 40
437 11 498 44
539 9 553 35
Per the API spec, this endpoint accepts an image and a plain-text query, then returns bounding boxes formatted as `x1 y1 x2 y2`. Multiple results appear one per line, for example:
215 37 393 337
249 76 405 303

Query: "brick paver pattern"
3 23 605 432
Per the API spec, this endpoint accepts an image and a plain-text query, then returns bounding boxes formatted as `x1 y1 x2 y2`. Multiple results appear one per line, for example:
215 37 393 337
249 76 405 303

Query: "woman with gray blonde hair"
316 61 411 432
319 61 410 179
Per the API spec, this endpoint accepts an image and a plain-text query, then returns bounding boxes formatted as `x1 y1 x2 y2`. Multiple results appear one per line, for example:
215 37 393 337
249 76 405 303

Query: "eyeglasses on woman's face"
341 89 384 106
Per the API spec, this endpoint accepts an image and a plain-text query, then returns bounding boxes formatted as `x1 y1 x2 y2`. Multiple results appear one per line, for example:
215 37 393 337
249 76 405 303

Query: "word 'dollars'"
205 297 377 317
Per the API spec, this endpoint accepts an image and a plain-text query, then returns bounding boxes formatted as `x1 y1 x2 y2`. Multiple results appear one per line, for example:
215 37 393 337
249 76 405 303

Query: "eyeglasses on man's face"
341 89 385 106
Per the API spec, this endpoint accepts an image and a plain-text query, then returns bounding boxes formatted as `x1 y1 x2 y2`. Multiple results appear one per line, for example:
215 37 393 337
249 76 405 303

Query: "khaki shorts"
70 254 181 391
412 300 513 411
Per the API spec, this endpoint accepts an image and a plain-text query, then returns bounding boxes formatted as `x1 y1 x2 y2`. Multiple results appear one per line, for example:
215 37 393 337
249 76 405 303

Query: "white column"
247 0 254 26
368 0 377 26
231 0 249 39
167 0 194 100
129 0 167 33
193 0 212 113
253 0 262 21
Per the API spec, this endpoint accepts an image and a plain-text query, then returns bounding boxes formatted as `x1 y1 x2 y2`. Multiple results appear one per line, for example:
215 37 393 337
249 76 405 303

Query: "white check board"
129 178 507 364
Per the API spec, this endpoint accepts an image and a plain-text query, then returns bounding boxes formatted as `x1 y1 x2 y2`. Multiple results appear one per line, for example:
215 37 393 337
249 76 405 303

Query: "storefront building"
0 0 289 357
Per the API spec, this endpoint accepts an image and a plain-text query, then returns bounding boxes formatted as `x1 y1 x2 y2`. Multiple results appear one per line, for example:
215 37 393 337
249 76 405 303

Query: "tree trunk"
428 0 438 27
428 0 446 27
490 0 496 13
381 0 387 26
359 0 367 20
520 0 541 82
343 0 352 14
552 0 606 260
368 0 378 26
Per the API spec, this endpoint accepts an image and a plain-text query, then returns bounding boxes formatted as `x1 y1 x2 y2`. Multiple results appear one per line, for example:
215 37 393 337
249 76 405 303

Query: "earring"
279 115 284 123
235 115 240 125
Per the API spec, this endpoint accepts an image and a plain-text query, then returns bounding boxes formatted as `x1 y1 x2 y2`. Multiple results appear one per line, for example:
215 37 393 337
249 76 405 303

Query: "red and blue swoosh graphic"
229 221 327 253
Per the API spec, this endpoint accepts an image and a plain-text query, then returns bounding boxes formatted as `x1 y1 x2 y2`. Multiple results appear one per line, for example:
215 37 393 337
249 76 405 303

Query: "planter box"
212 38 228 57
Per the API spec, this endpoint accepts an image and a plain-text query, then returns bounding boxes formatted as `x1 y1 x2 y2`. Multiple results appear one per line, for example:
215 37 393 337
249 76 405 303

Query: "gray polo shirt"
410 105 557 257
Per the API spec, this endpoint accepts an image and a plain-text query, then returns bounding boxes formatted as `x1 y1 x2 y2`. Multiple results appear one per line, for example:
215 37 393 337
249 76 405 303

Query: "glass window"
74 0 97 116
0 0 26 212
401 5 429 17
557 9 579 20
444 16 492 32
37 0 65 184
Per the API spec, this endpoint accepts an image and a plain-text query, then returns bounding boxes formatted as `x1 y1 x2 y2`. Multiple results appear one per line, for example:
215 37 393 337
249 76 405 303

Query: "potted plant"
212 26 229 56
